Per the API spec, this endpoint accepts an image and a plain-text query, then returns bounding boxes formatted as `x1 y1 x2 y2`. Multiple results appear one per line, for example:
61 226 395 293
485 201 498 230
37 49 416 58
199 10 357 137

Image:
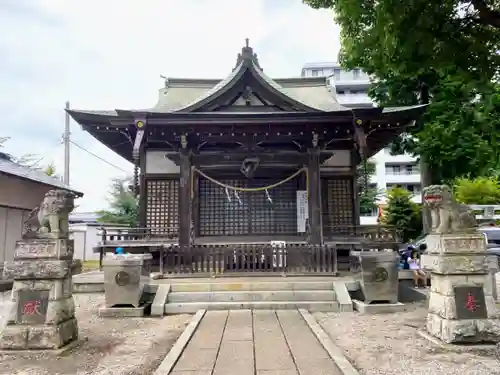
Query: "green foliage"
303 0 500 182
454 176 500 204
381 187 422 242
96 178 138 227
356 159 382 214
44 163 58 177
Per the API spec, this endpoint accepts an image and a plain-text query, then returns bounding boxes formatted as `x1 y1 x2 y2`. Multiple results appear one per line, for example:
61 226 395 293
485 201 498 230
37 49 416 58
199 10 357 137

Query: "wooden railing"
158 244 338 276
324 224 400 244
98 227 179 247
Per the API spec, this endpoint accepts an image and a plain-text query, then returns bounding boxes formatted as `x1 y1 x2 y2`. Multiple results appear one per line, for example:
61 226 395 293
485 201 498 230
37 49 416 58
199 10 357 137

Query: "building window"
385 163 419 175
353 69 360 79
311 69 319 77
385 165 402 175
338 90 345 95
409 184 422 194
386 183 421 195
405 164 419 174
333 68 341 80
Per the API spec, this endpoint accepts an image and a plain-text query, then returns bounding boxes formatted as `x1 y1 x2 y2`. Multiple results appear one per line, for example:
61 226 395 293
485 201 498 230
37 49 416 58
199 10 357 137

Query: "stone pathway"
170 309 342 375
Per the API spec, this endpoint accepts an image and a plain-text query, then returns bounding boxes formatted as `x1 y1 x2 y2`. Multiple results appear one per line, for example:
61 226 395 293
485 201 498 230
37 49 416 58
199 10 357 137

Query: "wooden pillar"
138 148 147 228
351 150 361 227
179 148 192 247
307 147 322 245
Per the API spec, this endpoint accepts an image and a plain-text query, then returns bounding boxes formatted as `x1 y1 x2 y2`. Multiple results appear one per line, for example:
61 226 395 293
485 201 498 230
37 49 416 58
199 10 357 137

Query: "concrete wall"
70 224 100 262
70 224 130 262
145 151 180 174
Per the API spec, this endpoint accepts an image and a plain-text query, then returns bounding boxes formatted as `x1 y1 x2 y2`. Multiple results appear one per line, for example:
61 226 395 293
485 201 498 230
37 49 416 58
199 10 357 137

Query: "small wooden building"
0 153 83 273
68 41 425 272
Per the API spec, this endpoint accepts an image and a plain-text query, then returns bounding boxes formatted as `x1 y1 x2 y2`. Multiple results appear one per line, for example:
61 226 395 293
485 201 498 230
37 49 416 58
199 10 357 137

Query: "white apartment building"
301 62 422 224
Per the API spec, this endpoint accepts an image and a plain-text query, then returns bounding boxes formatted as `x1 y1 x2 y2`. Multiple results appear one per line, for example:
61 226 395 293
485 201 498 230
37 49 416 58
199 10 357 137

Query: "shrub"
381 187 422 242
453 176 500 205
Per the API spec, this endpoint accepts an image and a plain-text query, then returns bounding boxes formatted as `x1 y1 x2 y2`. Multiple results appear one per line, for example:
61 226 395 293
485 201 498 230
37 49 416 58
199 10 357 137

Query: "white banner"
296 190 309 233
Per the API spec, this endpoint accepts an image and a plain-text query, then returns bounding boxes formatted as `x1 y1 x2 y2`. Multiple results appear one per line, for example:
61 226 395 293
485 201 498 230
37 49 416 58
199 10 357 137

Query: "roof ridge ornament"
160 74 169 88
234 38 262 71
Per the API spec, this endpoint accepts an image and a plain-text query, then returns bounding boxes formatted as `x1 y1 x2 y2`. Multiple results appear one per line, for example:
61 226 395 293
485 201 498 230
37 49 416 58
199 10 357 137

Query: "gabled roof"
68 40 347 119
0 156 83 197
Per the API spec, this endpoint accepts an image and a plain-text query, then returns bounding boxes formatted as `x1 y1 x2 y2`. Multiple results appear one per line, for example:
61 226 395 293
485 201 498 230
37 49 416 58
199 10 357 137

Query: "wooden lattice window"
322 177 354 233
198 176 298 236
146 179 179 235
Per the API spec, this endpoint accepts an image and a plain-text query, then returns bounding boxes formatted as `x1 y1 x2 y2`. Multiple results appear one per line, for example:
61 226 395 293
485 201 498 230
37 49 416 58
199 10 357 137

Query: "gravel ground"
315 302 500 375
0 293 190 375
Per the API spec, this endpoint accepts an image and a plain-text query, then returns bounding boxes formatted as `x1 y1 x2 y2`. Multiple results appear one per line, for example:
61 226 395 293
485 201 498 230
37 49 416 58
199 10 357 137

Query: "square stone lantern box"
99 254 152 317
350 251 406 314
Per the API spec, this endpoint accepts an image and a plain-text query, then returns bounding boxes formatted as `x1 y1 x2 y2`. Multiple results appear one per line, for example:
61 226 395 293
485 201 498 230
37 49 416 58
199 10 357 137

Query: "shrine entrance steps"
163 280 343 314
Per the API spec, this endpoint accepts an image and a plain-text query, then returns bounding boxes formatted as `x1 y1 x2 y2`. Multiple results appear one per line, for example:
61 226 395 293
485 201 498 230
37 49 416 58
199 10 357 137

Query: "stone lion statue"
422 185 477 234
22 189 76 239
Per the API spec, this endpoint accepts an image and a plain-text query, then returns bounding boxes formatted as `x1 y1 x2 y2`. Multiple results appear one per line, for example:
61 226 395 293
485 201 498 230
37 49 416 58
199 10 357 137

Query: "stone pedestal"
102 253 152 308
422 233 500 344
352 251 399 304
0 238 78 350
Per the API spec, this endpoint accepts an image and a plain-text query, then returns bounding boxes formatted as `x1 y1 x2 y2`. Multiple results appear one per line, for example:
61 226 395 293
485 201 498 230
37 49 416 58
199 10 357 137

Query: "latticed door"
145 179 179 235
198 178 250 236
322 177 355 234
198 176 298 236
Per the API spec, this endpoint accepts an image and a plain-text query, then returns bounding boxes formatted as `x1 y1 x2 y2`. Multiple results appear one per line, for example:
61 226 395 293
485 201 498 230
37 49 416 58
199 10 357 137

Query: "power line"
69 140 128 173
29 140 62 168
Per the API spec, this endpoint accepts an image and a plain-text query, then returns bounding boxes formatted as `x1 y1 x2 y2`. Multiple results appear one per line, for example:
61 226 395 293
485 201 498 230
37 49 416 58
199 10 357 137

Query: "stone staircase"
163 280 346 314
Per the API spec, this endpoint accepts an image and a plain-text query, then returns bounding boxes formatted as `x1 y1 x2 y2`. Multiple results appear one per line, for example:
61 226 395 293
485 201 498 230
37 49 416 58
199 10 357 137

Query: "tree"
97 178 138 226
1 137 65 180
357 159 382 215
43 163 59 178
454 176 500 204
381 187 422 242
303 0 500 183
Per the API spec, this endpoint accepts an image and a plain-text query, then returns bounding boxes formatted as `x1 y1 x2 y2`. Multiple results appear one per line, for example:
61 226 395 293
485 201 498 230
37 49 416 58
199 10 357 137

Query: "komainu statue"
22 189 76 238
422 185 477 234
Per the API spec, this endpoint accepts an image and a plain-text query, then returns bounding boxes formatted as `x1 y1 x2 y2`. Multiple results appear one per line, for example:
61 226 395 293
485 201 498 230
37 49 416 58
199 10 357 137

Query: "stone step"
169 281 333 293
167 290 336 303
164 300 340 314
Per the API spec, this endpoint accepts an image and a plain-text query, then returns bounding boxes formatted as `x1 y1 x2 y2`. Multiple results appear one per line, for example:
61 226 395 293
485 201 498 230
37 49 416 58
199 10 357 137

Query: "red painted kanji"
22 300 42 315
465 293 477 312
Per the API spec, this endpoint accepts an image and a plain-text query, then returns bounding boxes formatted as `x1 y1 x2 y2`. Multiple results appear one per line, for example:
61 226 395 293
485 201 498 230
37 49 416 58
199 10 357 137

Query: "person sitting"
408 249 427 288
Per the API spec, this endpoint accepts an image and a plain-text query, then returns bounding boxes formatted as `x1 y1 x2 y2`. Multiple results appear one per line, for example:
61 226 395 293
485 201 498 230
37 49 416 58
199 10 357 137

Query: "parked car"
402 226 500 268
479 226 500 268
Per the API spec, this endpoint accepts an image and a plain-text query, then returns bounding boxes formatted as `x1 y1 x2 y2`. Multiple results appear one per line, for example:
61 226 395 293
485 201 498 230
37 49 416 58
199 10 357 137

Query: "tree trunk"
419 83 433 235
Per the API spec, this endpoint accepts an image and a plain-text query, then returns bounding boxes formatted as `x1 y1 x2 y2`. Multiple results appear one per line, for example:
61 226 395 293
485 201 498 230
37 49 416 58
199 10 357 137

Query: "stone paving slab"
168 309 342 375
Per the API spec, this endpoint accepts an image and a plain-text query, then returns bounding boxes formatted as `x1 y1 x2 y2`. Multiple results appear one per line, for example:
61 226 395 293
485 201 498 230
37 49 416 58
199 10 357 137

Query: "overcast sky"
0 0 340 212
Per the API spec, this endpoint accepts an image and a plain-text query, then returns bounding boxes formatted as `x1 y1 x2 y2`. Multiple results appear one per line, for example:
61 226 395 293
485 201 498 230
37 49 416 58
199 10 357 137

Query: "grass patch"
82 260 100 271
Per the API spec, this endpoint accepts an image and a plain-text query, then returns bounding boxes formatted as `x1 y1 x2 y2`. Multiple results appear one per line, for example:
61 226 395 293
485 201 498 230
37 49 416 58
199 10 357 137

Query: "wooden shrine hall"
68 40 426 274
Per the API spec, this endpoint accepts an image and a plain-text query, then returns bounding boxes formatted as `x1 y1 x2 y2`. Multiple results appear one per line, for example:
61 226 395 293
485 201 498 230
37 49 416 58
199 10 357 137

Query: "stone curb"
153 309 206 375
417 330 497 354
299 309 360 375
333 281 353 312
151 284 171 316
0 337 88 356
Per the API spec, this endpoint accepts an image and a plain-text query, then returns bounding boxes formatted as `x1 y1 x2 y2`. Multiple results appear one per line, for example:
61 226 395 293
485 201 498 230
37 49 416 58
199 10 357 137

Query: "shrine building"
68 41 426 253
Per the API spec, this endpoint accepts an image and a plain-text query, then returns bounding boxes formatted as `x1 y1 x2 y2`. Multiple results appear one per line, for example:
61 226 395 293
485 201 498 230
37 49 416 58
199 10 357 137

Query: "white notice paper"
296 190 309 233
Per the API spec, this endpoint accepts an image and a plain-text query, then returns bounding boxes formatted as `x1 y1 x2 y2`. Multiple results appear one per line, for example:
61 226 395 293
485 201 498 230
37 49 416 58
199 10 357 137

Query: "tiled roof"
0 158 83 196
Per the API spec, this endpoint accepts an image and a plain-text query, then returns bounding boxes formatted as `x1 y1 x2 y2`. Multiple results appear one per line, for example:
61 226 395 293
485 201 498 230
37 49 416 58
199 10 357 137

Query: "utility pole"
63 101 71 185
